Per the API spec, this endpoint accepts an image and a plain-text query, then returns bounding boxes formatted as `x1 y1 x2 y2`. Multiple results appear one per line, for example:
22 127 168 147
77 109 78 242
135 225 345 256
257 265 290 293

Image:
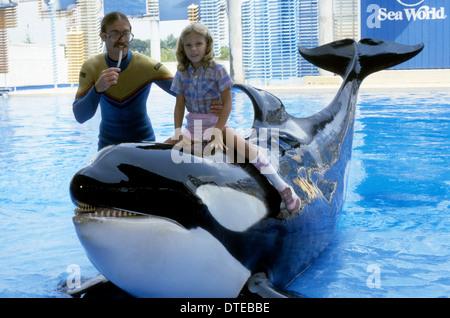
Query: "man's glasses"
103 32 134 42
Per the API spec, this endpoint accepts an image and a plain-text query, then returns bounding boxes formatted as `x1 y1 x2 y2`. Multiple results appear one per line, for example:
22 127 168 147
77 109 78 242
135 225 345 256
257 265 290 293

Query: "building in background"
333 0 359 40
2 0 449 88
145 0 161 62
0 0 18 79
199 0 228 58
76 0 102 59
65 4 84 84
188 4 199 22
241 0 317 85
59 0 102 84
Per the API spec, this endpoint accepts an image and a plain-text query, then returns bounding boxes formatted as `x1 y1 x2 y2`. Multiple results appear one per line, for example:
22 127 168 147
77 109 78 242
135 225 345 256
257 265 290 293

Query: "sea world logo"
367 1 447 29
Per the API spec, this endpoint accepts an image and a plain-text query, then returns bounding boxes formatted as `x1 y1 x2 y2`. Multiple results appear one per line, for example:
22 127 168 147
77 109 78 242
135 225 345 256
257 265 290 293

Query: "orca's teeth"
75 202 96 212
74 202 139 217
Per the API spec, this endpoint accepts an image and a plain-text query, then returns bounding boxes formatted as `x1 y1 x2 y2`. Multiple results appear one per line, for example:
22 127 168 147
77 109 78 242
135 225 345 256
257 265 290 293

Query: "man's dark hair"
101 11 131 33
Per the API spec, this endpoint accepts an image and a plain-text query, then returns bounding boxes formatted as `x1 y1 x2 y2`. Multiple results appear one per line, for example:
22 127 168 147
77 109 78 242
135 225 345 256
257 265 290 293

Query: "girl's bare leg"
223 128 300 213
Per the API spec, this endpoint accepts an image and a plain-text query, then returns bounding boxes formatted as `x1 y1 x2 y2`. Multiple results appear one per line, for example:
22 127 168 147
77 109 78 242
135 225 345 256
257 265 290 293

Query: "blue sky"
104 0 201 21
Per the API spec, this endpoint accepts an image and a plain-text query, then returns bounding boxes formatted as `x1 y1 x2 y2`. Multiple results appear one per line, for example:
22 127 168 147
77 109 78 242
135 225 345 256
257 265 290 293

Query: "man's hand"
94 67 121 93
210 100 223 116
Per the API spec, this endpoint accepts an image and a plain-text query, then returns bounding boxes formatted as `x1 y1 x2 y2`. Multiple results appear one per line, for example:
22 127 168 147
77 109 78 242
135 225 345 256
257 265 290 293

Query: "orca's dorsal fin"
299 38 424 81
233 83 288 126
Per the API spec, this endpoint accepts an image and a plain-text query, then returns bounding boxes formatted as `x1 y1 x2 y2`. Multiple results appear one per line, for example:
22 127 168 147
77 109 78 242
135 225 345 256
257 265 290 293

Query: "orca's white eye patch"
196 185 267 231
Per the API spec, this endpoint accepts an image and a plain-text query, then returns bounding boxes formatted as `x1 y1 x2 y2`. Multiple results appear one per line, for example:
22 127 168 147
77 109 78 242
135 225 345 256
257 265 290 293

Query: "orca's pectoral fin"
60 274 133 298
239 272 304 298
59 274 109 297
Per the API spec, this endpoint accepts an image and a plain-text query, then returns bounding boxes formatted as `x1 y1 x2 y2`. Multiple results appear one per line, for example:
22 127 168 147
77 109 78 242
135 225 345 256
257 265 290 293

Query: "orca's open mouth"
73 202 187 229
74 202 141 218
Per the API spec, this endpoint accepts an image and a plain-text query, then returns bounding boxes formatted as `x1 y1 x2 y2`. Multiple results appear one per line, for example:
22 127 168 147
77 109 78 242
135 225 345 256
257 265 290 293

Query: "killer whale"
70 38 423 297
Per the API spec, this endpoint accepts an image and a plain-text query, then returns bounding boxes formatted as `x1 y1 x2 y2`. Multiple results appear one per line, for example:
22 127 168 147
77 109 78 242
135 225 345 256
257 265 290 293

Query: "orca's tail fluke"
357 38 424 81
299 38 357 78
299 38 424 81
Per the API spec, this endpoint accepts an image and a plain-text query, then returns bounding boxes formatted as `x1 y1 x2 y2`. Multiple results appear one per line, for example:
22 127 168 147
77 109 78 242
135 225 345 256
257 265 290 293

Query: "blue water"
0 87 448 298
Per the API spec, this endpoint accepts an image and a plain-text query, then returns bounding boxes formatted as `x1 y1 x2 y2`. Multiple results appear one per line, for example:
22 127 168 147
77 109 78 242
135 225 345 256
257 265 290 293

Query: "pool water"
289 90 450 297
0 87 448 298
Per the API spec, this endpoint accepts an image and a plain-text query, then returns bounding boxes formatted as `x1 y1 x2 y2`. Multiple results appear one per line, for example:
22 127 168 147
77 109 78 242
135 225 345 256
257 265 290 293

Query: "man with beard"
73 11 221 150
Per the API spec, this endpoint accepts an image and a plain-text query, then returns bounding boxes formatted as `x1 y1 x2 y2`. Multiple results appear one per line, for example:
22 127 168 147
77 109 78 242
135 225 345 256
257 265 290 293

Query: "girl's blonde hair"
176 22 215 72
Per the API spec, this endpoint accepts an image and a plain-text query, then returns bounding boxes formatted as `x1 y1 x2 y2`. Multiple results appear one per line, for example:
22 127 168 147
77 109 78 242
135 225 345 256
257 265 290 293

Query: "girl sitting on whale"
165 22 300 214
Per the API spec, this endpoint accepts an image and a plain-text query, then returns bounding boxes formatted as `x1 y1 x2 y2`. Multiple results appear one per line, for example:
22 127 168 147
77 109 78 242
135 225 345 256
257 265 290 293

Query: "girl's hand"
170 128 184 143
176 135 192 148
206 128 227 151
171 128 192 148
